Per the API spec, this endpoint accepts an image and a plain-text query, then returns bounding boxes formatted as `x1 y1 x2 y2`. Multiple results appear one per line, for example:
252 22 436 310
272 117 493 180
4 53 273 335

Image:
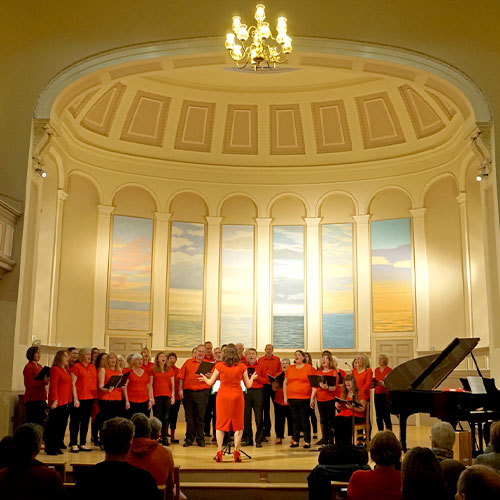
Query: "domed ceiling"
53 50 468 169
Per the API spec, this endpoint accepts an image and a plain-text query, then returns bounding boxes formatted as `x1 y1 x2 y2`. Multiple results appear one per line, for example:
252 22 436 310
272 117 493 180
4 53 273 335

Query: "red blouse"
353 368 373 400
285 364 316 400
245 362 268 389
336 389 367 418
178 358 211 391
258 355 282 379
374 366 392 394
48 366 73 406
152 368 174 397
315 368 338 402
98 368 123 401
127 369 151 403
71 362 97 400
23 361 48 402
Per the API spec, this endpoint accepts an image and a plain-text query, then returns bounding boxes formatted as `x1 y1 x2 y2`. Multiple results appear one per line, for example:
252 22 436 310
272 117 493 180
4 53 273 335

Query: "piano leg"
398 413 409 451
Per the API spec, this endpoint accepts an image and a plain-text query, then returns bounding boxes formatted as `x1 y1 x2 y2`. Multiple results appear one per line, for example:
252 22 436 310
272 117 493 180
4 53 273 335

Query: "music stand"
214 432 252 460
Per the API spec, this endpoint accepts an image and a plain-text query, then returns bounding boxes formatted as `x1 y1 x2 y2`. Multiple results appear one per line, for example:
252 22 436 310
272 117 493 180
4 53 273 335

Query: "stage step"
181 467 311 484
180 482 308 500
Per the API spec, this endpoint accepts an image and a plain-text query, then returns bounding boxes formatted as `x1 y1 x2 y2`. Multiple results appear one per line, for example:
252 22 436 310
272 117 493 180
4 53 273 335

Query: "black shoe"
303 443 311 449
290 442 299 448
261 437 268 443
242 441 253 446
162 438 170 446
256 442 262 448
313 435 318 439
57 449 64 455
60 444 67 450
171 438 180 444
315 438 327 446
46 450 60 456
183 441 193 447
197 441 206 447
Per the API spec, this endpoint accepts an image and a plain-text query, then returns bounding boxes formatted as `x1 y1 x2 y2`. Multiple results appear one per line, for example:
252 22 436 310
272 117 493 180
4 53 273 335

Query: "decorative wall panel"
311 100 352 153
223 105 258 154
270 104 305 155
174 100 216 152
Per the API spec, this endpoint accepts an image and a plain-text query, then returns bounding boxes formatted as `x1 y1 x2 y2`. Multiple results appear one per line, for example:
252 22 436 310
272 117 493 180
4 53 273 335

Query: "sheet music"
467 376 487 394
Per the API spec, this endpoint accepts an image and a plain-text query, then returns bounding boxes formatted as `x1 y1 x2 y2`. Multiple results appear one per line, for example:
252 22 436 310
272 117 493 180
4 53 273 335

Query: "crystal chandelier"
225 4 292 70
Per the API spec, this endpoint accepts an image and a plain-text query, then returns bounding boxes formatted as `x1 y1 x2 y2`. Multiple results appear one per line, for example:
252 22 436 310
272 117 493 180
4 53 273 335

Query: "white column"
353 215 371 352
151 212 171 350
409 208 431 351
48 189 68 345
256 218 272 351
92 204 114 348
456 194 474 337
204 216 223 345
304 217 322 352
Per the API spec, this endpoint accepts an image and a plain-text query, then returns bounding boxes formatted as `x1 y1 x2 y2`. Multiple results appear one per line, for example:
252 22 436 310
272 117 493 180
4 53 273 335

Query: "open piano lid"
384 337 480 391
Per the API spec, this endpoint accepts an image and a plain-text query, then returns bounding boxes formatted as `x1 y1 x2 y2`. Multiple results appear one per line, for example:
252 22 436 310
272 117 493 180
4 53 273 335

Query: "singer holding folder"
98 352 124 424
23 346 49 426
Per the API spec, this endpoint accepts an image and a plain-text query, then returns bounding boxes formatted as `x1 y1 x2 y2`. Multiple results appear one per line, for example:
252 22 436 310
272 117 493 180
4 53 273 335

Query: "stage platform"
39 424 431 500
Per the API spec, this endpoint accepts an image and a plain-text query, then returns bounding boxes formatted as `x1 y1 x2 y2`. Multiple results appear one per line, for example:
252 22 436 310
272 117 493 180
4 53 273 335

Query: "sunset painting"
220 225 254 346
322 223 355 348
167 221 205 346
371 218 414 332
272 226 304 348
108 215 153 330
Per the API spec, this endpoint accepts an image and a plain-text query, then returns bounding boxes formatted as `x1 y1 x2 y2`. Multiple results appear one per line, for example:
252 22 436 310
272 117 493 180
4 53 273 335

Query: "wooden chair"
352 401 370 448
166 466 180 500
331 480 349 500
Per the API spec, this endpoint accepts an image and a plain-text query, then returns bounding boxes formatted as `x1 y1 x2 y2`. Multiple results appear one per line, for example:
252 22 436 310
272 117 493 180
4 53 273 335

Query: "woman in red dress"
199 344 257 462
23 346 49 426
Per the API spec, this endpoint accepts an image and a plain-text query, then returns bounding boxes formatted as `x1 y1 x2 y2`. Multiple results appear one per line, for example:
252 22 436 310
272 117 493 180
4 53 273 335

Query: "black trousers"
69 399 94 446
168 400 181 430
44 404 70 452
289 398 311 443
274 403 292 438
309 406 318 434
129 400 150 418
374 393 392 431
317 400 336 443
25 400 47 426
153 396 171 440
333 415 364 445
204 393 217 436
263 384 275 436
98 399 123 423
183 389 210 444
243 388 264 443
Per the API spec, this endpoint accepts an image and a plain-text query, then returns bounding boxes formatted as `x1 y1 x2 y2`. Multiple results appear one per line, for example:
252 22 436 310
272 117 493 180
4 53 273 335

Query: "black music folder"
268 371 285 388
308 374 337 388
195 361 215 375
34 366 51 380
247 366 256 376
334 396 363 408
103 371 130 389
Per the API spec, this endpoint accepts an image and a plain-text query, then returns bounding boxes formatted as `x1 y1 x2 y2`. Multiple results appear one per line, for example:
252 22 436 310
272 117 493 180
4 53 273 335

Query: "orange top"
285 364 316 399
23 361 48 402
127 369 151 403
258 355 282 378
152 368 174 397
316 368 338 402
245 362 269 389
178 358 211 391
337 389 367 418
71 362 97 400
374 366 392 394
353 368 373 400
141 361 154 375
48 366 73 406
99 368 123 401
170 365 181 400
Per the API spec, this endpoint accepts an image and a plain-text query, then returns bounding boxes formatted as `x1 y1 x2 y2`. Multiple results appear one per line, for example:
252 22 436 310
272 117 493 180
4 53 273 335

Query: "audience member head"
91 347 100 364
154 351 168 372
318 443 369 466
281 358 290 371
150 417 162 441
440 459 465 500
431 421 455 455
378 353 389 367
402 447 447 500
101 417 134 458
12 423 43 463
489 420 500 452
26 346 41 362
52 349 69 368
167 352 177 367
370 431 401 467
131 413 151 439
0 435 13 468
223 344 239 367
79 347 91 365
106 352 119 370
456 464 500 500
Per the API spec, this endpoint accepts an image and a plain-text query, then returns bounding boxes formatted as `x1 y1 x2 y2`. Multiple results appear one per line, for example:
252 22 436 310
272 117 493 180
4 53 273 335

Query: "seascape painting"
167 221 205 346
272 226 304 348
371 218 414 332
108 215 153 330
220 225 254 346
322 223 355 348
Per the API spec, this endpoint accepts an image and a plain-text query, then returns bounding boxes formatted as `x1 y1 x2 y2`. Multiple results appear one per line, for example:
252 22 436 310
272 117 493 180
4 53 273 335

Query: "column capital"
456 193 467 205
255 217 273 227
409 208 427 219
205 216 223 226
352 214 371 224
57 189 68 203
154 212 172 223
97 204 115 216
304 217 322 227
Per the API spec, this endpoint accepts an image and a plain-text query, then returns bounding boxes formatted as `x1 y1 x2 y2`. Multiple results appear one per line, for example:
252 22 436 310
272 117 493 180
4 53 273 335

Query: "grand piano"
385 337 500 452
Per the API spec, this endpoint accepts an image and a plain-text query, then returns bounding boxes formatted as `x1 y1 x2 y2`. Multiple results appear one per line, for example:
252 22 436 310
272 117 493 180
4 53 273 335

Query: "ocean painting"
220 225 254 346
272 226 304 349
167 221 205 346
371 218 414 332
322 224 355 348
108 215 153 331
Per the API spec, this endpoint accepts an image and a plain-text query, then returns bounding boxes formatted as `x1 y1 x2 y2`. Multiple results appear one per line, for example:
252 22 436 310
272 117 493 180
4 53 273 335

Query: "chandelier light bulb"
232 16 241 32
255 4 266 21
225 33 235 49
259 22 271 39
237 24 249 41
232 44 243 57
277 17 287 32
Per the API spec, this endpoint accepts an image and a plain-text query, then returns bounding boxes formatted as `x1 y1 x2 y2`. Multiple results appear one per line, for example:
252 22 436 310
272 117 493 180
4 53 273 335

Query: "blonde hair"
379 353 389 365
52 350 68 368
356 353 371 369
105 352 120 371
